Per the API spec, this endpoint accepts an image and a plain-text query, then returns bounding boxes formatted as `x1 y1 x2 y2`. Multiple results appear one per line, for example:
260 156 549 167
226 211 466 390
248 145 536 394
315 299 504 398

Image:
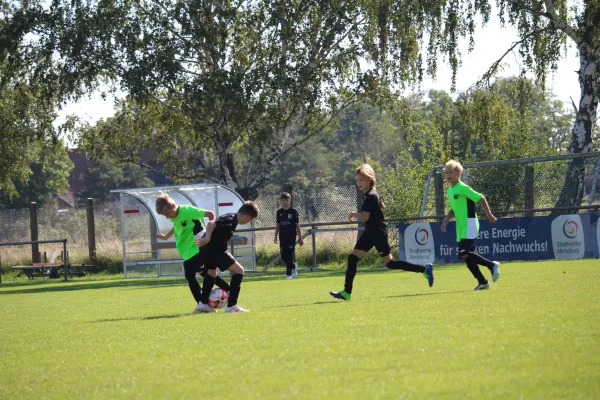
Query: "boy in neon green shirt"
155 193 230 312
441 160 500 290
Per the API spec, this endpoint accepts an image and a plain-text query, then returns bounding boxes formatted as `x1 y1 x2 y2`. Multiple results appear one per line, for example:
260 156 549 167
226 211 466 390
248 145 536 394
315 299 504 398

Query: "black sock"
201 271 231 291
227 274 244 308
466 253 494 270
344 254 360 294
466 260 488 284
386 260 426 273
185 270 203 304
200 274 216 305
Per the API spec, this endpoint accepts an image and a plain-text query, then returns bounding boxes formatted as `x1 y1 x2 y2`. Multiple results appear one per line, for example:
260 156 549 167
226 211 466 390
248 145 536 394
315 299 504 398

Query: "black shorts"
183 252 206 274
354 230 390 256
457 239 476 258
203 250 236 272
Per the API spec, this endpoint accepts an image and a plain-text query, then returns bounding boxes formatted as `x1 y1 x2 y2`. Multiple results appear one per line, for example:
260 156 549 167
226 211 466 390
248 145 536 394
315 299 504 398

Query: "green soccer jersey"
447 181 483 241
169 205 206 261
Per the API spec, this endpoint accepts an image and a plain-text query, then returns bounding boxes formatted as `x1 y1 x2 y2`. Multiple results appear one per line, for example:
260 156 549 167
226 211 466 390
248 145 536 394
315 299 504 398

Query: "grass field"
1 260 599 399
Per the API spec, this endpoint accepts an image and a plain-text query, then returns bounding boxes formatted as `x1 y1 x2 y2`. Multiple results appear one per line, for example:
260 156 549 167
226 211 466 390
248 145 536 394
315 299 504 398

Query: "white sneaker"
292 267 298 278
225 304 249 313
194 303 216 313
474 282 490 291
285 275 292 280
492 261 500 282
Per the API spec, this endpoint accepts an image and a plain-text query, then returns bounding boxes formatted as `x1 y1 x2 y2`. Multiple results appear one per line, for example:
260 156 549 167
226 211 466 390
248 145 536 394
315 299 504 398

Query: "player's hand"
348 213 355 221
156 233 166 240
440 223 447 233
195 238 207 247
488 214 497 223
298 238 304 246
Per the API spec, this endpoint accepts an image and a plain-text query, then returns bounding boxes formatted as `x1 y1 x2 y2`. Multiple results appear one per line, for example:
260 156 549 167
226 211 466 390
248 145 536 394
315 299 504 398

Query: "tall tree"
38 0 380 199
370 0 599 211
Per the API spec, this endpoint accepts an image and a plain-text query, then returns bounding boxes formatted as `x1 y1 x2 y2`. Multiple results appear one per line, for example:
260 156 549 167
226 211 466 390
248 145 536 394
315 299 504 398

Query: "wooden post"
30 202 40 263
524 166 535 217
434 171 445 221
86 198 97 265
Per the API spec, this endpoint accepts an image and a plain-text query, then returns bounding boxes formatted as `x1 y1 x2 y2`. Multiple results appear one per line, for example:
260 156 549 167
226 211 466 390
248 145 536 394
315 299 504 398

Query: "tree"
0 141 73 209
79 159 155 202
32 0 381 199
370 1 599 211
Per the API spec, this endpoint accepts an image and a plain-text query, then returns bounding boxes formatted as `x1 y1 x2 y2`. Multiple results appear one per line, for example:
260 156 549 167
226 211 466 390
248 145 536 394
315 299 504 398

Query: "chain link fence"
2 152 599 274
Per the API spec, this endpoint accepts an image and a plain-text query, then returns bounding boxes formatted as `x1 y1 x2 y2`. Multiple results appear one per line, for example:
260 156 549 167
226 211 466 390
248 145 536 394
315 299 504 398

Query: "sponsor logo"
563 219 578 239
415 227 430 245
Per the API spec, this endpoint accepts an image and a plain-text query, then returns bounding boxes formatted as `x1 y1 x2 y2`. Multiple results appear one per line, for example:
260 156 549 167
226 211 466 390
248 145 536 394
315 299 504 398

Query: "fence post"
311 227 318 270
63 239 68 281
524 166 535 217
86 198 97 266
434 172 445 220
30 202 40 263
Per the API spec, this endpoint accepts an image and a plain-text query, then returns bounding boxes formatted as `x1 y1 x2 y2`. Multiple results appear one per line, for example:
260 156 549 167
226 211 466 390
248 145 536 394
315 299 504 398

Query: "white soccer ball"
208 288 229 309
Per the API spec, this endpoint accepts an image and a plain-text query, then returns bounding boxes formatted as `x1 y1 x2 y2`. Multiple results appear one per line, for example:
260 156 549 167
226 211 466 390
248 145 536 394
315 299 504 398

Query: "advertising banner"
398 213 600 263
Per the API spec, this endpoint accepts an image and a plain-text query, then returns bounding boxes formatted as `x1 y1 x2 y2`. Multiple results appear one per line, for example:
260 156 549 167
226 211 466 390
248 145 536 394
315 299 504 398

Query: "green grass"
1 260 599 399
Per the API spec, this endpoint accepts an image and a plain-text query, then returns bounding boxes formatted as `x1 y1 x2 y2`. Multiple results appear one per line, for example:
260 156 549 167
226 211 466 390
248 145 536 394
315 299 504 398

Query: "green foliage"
79 159 155 202
0 141 73 209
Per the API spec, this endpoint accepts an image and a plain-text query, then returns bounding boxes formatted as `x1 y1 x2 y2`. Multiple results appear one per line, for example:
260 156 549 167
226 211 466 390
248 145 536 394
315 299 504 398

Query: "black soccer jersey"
276 207 299 245
361 189 386 233
206 213 239 252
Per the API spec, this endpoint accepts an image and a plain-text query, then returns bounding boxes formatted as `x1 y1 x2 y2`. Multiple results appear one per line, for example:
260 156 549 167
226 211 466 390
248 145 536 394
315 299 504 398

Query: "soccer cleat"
474 282 490 291
492 261 500 282
291 266 298 278
424 264 434 287
194 303 216 313
225 304 249 313
285 275 292 280
330 290 351 300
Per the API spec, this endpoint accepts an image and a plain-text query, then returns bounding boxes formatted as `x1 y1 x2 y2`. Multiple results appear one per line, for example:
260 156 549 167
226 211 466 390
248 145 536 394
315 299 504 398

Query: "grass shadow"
91 313 190 323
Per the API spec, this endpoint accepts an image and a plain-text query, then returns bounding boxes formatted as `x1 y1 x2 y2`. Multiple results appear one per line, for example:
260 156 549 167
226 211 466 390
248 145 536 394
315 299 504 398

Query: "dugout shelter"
111 184 256 278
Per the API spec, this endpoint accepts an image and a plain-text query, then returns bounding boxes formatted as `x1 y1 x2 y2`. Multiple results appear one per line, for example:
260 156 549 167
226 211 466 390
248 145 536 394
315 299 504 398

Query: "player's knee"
459 251 469 260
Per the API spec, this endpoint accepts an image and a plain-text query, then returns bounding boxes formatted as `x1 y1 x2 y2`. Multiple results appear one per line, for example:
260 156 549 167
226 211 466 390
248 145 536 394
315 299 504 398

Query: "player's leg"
291 246 298 278
183 254 203 305
281 245 294 279
459 240 489 290
378 231 434 287
196 259 218 312
330 233 369 300
466 250 500 282
220 252 248 312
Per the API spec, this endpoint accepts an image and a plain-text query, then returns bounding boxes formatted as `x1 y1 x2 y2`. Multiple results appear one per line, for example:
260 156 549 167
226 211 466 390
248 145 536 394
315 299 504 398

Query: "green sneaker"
330 290 351 300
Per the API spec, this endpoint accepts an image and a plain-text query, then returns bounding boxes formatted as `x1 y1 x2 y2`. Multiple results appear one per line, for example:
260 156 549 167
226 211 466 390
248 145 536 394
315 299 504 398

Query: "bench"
13 264 63 279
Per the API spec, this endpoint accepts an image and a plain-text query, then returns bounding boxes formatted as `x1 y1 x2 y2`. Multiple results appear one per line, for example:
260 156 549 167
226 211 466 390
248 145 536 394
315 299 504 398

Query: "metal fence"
2 152 600 273
419 152 600 218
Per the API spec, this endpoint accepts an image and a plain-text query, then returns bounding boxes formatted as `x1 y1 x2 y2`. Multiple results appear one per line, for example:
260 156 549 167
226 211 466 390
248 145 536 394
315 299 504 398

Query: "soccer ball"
208 288 229 309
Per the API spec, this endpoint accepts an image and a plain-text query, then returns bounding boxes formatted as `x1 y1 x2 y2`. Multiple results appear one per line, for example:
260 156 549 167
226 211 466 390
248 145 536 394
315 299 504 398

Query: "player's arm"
349 211 370 221
274 223 280 244
204 210 215 221
478 196 497 223
156 228 174 240
195 221 215 247
441 210 454 233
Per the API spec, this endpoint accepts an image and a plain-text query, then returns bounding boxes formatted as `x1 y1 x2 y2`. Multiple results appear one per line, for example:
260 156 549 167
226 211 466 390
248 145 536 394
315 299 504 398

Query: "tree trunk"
552 44 599 215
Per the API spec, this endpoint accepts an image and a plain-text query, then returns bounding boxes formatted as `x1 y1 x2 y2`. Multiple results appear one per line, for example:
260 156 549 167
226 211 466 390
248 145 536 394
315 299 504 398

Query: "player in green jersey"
441 160 500 290
155 193 231 312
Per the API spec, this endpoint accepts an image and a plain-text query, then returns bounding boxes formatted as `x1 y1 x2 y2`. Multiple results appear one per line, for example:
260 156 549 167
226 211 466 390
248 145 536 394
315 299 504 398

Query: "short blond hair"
156 193 176 215
355 164 376 188
444 160 464 174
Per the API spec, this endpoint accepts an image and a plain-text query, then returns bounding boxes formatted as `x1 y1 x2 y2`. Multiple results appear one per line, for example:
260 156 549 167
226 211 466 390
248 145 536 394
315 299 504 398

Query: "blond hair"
155 193 176 215
355 164 376 188
444 160 464 175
